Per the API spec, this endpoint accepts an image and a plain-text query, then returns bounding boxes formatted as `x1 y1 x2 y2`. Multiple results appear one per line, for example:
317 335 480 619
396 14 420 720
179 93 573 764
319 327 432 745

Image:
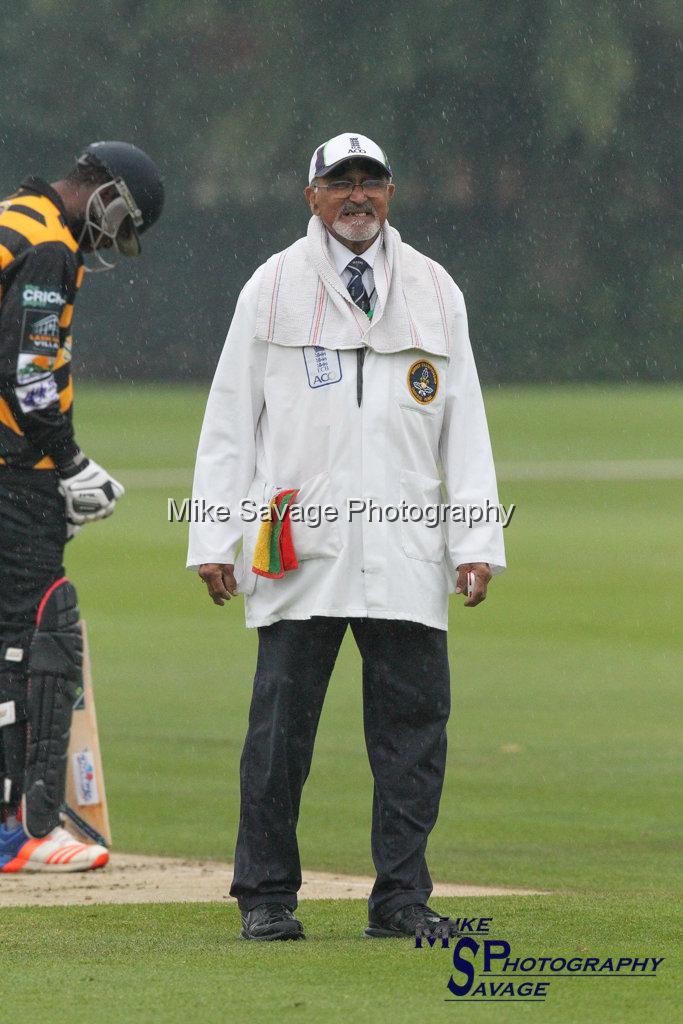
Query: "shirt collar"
326 229 383 277
18 177 69 221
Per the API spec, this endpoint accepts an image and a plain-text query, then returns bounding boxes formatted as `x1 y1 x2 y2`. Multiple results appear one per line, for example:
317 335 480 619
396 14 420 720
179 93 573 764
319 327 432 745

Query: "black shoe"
239 903 305 941
364 902 455 939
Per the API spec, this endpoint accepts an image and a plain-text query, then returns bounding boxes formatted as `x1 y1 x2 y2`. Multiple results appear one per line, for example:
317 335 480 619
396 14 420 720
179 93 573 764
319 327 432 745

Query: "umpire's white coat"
187 217 506 630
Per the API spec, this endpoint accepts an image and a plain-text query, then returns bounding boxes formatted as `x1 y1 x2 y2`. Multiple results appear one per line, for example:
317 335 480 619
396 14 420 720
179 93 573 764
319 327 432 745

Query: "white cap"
308 133 392 184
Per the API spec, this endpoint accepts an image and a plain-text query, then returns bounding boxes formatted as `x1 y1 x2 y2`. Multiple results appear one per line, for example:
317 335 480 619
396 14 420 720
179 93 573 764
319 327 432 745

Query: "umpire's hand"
455 562 492 607
199 563 237 605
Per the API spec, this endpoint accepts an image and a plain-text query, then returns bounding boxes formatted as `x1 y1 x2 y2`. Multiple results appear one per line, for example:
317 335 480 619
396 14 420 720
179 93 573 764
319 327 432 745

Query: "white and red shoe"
0 823 108 873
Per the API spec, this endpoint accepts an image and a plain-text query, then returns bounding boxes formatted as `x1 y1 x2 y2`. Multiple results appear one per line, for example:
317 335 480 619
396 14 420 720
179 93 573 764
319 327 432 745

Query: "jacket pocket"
400 469 445 563
289 471 343 561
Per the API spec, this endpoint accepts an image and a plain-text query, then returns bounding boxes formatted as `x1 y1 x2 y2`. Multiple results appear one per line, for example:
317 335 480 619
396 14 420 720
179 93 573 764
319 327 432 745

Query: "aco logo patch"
407 359 439 404
303 346 342 388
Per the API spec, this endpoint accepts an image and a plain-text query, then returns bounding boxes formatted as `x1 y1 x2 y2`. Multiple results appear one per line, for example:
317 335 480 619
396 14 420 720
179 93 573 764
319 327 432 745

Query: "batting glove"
58 457 125 524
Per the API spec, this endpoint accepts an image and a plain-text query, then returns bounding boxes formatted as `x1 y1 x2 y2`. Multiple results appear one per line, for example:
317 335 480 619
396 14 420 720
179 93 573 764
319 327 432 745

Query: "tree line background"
1 0 679 383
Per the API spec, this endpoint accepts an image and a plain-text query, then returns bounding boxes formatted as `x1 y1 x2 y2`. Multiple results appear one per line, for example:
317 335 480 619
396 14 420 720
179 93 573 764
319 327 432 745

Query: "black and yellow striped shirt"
0 177 84 470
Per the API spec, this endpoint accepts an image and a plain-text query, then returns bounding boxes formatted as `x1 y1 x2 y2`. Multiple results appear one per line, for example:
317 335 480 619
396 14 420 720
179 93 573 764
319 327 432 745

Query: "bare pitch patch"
0 852 546 908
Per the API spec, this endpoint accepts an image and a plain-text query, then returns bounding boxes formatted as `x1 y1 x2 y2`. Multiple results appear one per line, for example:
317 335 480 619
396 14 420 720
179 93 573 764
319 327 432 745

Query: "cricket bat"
63 620 112 847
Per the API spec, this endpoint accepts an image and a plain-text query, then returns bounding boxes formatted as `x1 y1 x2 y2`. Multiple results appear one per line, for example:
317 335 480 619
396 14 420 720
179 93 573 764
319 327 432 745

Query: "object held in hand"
58 458 125 524
467 571 476 599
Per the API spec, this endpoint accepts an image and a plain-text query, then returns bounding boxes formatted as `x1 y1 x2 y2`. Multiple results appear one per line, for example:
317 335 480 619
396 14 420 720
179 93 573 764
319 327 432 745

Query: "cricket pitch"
0 853 546 907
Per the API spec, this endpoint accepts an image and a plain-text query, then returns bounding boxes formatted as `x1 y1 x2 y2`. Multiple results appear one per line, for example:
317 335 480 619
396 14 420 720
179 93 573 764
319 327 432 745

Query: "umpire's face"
305 158 395 249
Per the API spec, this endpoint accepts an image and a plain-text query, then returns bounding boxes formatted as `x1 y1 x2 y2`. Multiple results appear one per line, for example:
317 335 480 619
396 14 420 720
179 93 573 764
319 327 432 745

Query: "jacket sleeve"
187 267 267 569
438 282 506 575
0 242 81 469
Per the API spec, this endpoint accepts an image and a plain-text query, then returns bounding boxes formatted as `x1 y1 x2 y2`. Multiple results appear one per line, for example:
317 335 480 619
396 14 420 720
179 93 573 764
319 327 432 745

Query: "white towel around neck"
254 216 458 357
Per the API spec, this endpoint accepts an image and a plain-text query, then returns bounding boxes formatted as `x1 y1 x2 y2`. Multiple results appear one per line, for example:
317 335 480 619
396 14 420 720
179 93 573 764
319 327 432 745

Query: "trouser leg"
349 618 451 917
0 470 67 822
230 616 348 911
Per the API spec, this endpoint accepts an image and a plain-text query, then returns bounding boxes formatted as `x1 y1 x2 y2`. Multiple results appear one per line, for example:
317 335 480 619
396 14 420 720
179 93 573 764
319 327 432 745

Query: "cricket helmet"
77 141 164 269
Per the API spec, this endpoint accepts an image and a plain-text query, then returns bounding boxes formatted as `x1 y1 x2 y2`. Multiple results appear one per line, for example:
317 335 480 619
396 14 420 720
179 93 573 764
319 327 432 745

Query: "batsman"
0 142 163 872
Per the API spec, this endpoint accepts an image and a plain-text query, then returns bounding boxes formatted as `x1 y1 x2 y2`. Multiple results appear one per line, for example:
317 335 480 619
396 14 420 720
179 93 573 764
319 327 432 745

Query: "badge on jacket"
407 359 439 404
303 346 342 388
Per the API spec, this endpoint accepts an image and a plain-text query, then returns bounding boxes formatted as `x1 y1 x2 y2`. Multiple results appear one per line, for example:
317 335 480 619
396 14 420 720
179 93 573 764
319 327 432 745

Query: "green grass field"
3 384 681 1023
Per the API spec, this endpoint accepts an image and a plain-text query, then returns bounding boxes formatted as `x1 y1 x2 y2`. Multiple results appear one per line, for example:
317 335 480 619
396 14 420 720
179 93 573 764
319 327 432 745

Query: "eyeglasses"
313 178 389 199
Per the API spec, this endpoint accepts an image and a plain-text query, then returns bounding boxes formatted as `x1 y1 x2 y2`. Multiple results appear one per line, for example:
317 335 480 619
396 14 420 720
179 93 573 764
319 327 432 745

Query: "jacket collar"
326 230 383 277
306 215 398 334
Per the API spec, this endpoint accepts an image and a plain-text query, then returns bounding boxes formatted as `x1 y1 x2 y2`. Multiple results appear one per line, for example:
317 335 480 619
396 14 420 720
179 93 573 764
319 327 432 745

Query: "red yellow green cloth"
251 488 300 579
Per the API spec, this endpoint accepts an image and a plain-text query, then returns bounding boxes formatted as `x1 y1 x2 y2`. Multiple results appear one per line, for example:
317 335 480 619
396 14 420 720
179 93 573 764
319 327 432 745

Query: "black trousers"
0 469 66 813
230 616 451 916
0 469 66 627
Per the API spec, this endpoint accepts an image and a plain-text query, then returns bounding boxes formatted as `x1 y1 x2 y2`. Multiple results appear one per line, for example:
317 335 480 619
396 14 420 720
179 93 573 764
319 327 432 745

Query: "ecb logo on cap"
407 360 439 404
348 137 366 154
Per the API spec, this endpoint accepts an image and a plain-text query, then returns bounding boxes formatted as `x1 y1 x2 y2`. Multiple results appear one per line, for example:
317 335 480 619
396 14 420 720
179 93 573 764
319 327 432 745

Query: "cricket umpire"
188 133 506 939
0 142 163 872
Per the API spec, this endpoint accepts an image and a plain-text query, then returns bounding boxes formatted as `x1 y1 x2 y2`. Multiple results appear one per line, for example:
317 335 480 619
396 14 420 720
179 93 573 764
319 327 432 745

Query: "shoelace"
396 903 446 928
255 904 294 924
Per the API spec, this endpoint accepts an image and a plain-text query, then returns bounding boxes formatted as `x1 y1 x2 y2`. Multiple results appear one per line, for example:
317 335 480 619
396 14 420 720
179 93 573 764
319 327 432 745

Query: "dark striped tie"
346 256 370 406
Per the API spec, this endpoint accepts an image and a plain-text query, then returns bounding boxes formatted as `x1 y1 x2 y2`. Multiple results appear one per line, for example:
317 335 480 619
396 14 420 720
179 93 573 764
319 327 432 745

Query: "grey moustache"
341 204 375 215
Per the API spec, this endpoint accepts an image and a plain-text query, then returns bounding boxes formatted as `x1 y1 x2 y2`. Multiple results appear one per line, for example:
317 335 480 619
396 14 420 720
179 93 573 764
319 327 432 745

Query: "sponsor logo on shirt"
408 359 439 404
17 352 54 384
15 376 59 412
303 346 343 388
20 308 61 355
29 312 60 344
22 285 66 307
